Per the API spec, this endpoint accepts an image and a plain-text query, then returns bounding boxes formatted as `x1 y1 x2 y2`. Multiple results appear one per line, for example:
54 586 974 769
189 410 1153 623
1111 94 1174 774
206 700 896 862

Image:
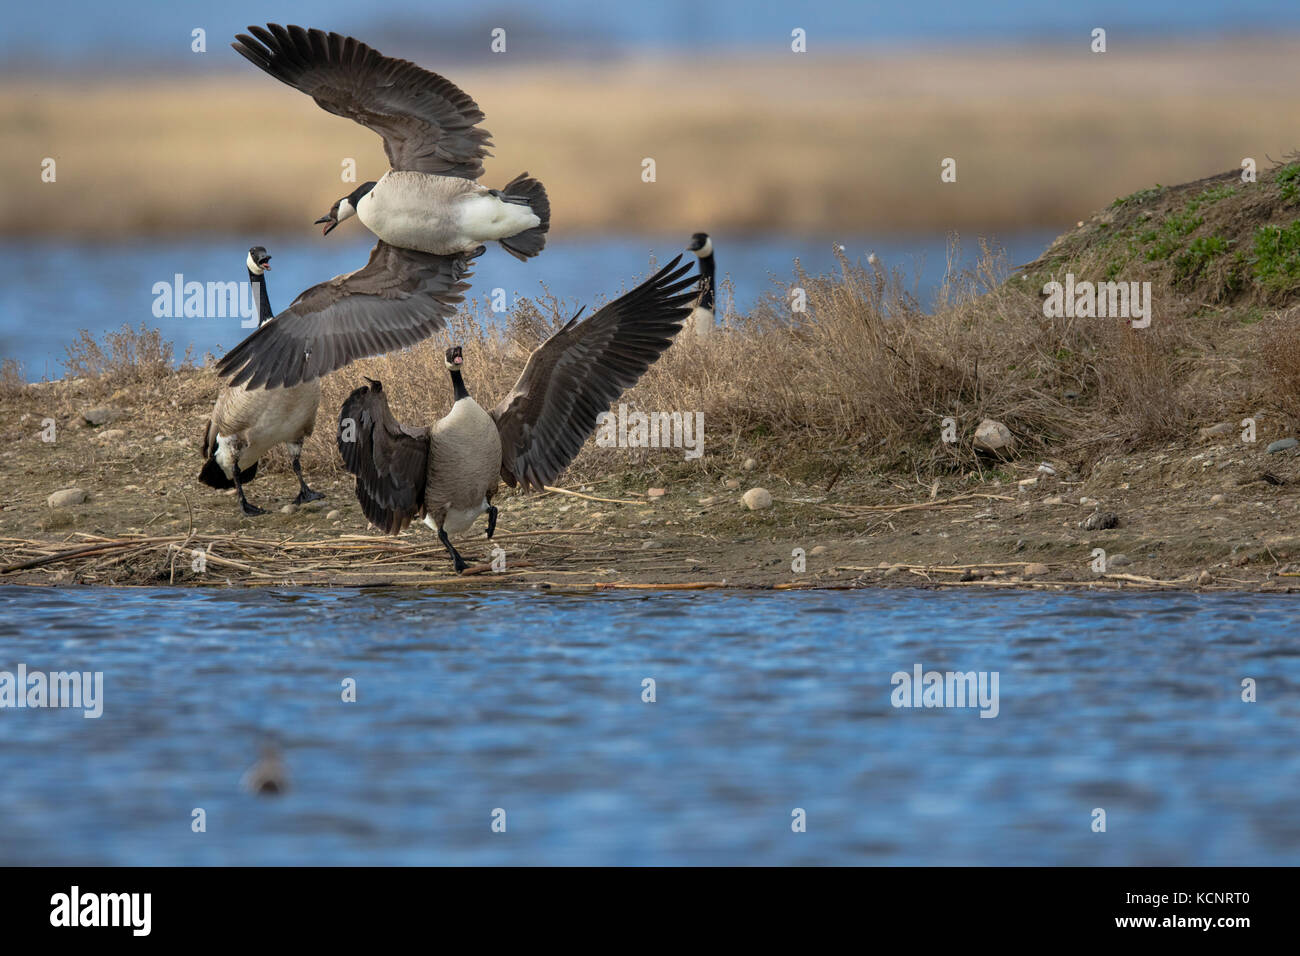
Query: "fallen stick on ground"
543 486 644 505
1 535 187 573
460 560 537 577
830 492 1017 514
594 581 730 590
1103 572 1196 587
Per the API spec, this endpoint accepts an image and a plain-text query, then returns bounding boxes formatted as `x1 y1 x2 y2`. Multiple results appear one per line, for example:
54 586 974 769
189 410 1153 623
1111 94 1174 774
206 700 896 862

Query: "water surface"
0 586 1295 866
0 231 1056 379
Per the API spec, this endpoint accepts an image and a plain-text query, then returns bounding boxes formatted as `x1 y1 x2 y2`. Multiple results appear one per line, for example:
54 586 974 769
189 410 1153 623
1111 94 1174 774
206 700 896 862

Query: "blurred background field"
4 41 1300 238
3 1 1300 375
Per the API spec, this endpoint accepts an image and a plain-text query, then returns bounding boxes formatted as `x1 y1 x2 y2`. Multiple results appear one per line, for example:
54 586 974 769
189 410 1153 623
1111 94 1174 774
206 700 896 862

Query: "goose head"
445 345 464 371
315 181 377 236
687 232 713 258
246 246 271 275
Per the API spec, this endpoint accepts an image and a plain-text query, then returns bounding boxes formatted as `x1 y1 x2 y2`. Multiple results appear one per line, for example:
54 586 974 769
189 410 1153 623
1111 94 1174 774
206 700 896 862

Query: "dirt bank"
2 370 1299 592
7 155 1300 592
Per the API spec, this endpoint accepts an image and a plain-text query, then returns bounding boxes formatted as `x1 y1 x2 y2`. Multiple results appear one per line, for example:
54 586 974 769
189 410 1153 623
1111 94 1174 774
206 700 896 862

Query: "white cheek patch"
246 252 265 275
339 198 356 221
693 236 713 258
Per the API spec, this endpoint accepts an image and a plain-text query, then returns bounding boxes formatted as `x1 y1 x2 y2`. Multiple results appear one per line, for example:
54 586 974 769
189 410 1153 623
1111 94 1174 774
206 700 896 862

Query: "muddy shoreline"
3 374 1299 593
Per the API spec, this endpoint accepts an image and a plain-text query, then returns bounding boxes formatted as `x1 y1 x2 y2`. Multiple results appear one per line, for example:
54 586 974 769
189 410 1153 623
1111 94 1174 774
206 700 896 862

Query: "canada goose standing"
231 24 549 262
687 232 715 338
200 246 324 515
337 257 699 571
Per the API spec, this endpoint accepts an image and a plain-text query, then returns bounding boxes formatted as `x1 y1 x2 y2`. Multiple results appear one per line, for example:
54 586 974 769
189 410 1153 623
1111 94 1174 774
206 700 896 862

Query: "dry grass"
283 236 1205 484
12 188 1300 589
62 323 191 389
0 358 26 400
5 40 1300 237
1260 307 1300 428
47 142 1300 487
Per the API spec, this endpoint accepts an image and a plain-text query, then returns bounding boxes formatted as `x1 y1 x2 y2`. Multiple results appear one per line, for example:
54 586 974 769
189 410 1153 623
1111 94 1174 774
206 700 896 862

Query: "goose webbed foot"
291 453 324 505
485 505 498 539
438 526 468 573
233 470 264 516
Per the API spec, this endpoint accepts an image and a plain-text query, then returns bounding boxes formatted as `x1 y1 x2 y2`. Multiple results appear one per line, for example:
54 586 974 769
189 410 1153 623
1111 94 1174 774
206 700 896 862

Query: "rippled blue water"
0 586 1296 865
0 232 1056 380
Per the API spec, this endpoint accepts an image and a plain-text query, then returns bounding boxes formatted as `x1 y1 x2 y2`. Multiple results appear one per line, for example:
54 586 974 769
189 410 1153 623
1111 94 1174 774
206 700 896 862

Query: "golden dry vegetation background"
3 39 1300 238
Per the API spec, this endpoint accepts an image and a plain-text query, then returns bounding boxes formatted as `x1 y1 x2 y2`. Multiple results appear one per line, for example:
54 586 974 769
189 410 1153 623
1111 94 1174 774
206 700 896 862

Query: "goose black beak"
315 215 338 236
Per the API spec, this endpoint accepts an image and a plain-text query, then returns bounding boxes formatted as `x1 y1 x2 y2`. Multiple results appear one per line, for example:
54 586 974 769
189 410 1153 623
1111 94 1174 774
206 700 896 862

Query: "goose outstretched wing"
232 23 492 178
216 242 477 390
491 256 699 491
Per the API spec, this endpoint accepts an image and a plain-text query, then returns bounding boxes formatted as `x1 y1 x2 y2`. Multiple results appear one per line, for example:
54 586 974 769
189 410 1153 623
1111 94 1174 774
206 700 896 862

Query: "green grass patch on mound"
1140 208 1204 261
1173 234 1231 284
1250 220 1300 297
1111 185 1164 209
1185 183 1238 212
1277 163 1300 204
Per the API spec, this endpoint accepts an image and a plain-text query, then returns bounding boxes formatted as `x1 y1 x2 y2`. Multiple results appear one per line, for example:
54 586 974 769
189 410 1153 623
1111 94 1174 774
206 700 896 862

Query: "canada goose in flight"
337 257 699 571
200 246 325 515
216 24 542 391
232 24 549 262
687 232 715 338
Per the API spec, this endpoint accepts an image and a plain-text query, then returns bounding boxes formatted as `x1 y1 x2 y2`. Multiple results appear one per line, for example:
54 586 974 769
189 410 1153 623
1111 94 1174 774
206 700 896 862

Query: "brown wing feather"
491 255 699 490
337 380 430 534
216 242 476 390
232 24 492 177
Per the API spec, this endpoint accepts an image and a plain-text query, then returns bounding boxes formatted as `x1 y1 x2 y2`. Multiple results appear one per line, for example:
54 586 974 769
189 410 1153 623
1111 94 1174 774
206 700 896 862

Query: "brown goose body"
203 379 321 472
337 256 699 571
425 396 503 535
199 247 325 515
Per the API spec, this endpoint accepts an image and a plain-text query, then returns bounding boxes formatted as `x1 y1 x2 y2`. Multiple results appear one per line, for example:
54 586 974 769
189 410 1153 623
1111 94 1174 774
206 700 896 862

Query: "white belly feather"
454 195 540 243
425 498 488 536
357 172 539 255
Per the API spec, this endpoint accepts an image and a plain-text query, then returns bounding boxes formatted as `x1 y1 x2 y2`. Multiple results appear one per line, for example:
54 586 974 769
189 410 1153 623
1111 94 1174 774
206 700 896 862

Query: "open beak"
315 215 337 236
258 258 271 271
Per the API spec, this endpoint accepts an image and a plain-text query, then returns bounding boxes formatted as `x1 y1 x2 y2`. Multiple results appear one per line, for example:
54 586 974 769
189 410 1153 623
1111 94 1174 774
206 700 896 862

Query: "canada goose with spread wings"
231 24 549 262
337 256 698 571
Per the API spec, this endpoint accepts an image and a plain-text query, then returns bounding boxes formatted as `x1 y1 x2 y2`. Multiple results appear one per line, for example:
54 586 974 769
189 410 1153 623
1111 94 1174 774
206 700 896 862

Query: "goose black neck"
449 368 470 401
249 270 273 326
699 255 715 311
